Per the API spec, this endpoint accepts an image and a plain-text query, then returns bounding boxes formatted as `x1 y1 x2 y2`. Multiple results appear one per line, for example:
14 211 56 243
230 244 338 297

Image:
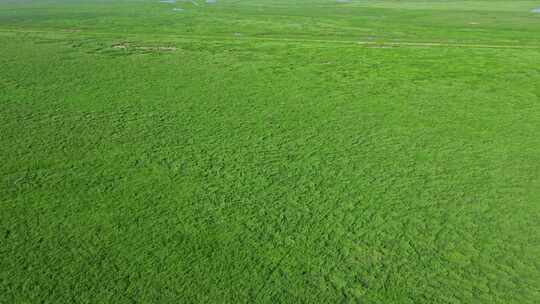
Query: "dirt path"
2 28 539 50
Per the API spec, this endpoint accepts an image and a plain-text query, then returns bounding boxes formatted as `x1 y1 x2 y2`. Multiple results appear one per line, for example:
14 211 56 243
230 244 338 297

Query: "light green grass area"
1 0 539 303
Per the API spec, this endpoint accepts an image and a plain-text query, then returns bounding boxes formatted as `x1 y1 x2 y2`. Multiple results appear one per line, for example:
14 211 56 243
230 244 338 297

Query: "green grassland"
1 0 540 303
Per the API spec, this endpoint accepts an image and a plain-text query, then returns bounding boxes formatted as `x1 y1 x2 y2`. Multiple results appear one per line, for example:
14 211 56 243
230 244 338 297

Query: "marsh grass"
1 1 539 303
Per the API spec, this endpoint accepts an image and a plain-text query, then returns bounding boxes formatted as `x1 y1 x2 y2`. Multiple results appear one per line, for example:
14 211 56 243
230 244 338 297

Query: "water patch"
206 0 216 3
159 0 176 3
532 8 540 13
173 8 184 11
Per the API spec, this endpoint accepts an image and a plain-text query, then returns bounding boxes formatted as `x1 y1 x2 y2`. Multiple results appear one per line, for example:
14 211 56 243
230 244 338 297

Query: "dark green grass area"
1 0 540 303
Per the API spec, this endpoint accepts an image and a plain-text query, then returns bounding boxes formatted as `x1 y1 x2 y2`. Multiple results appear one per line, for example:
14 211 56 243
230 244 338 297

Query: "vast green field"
1 0 540 303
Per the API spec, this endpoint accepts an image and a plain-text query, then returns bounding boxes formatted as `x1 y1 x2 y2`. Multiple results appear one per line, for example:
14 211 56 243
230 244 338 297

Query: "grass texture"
1 0 540 303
